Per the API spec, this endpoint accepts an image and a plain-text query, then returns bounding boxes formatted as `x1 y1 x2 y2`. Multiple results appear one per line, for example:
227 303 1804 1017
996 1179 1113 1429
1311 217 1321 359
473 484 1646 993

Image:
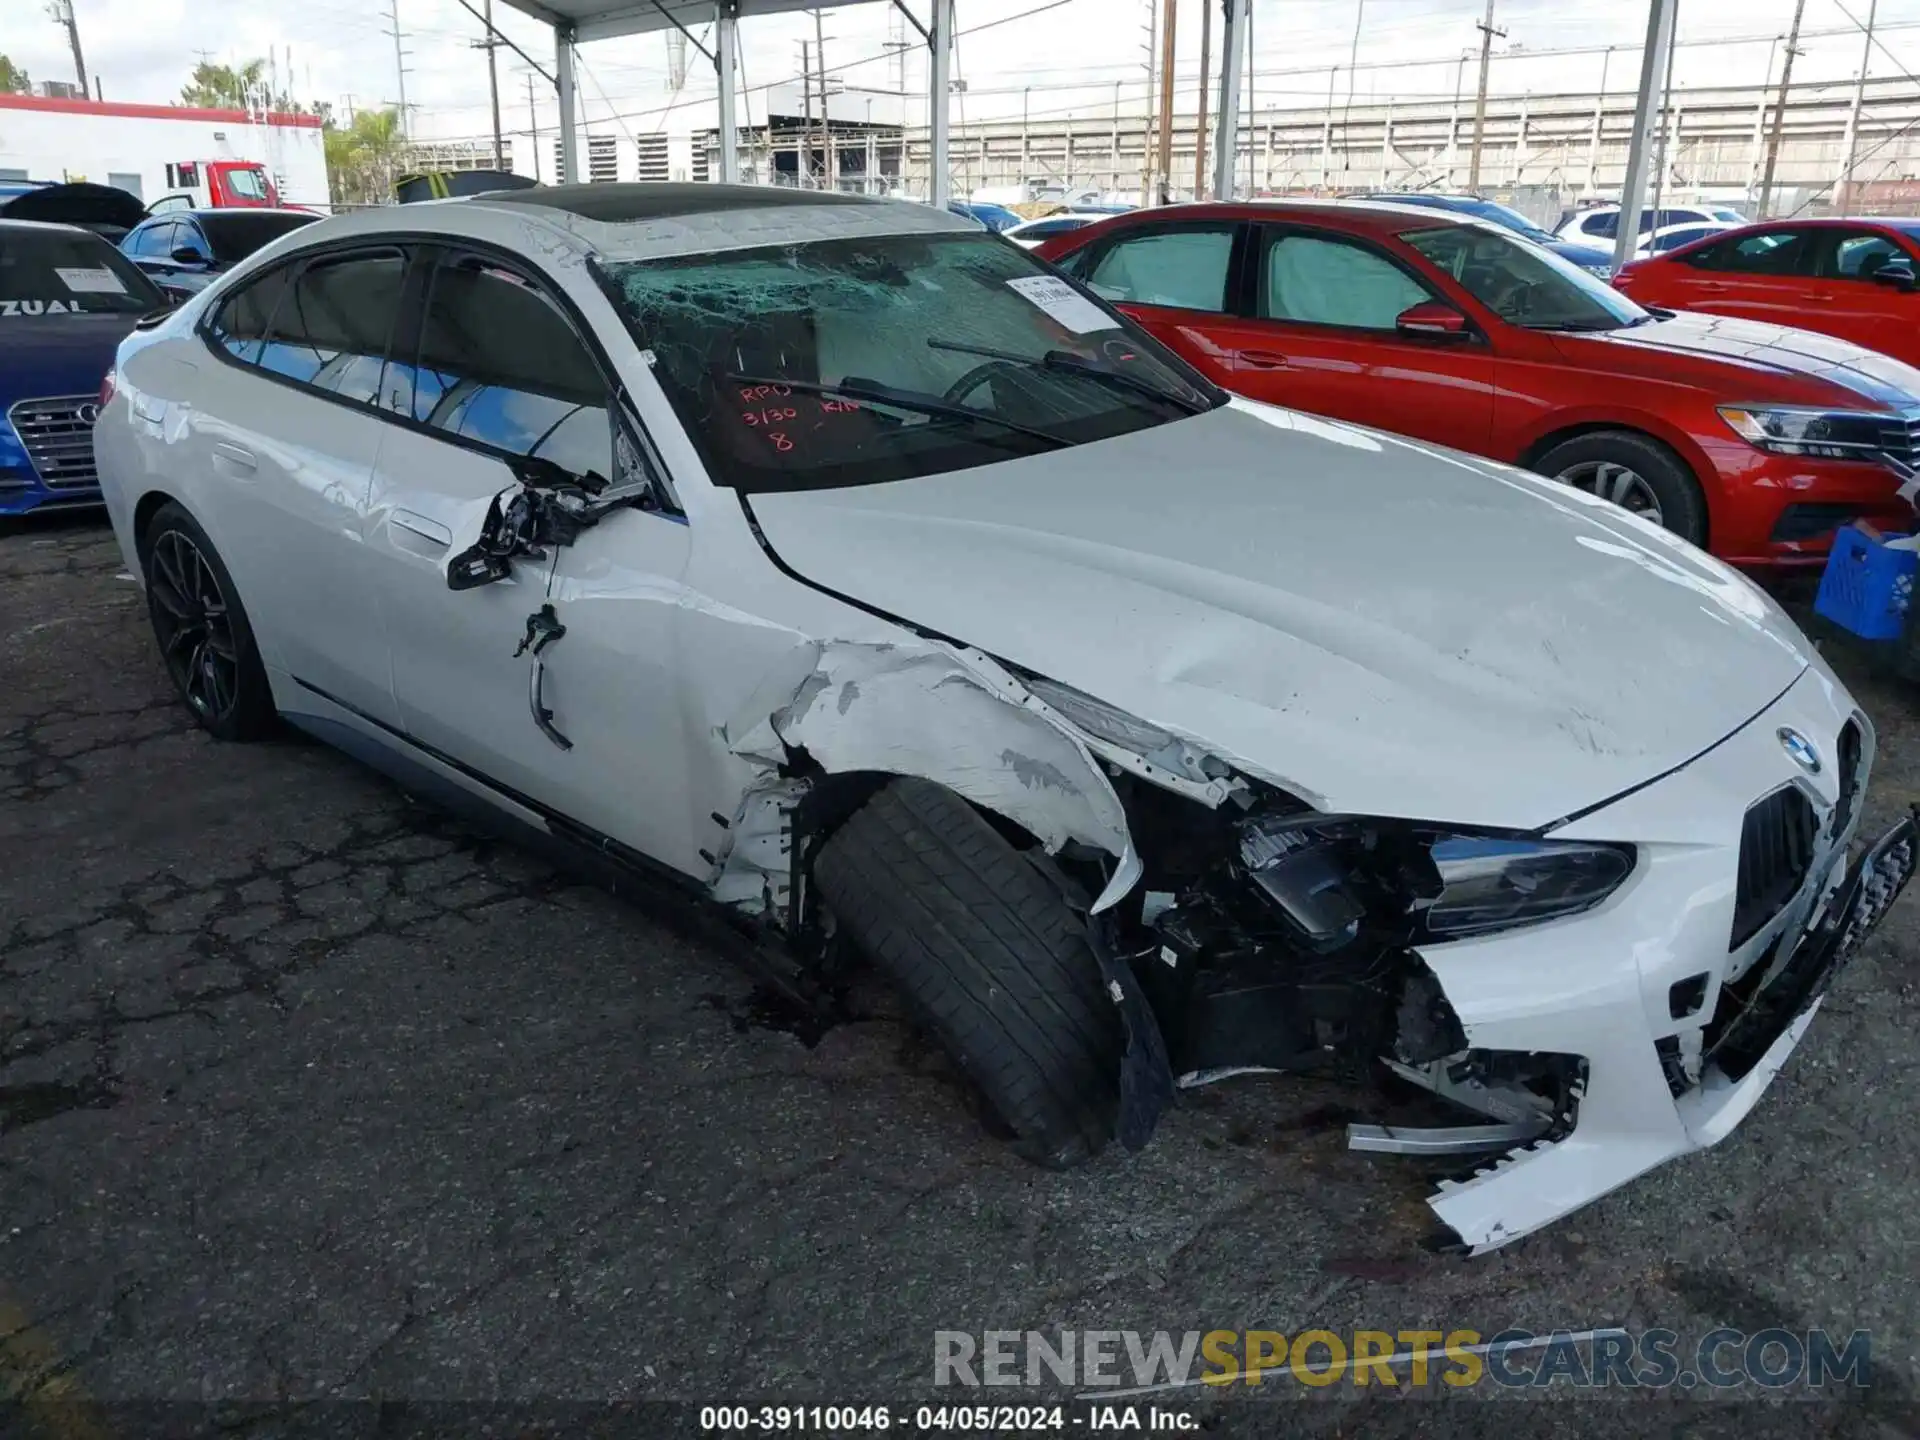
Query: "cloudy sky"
6 0 1918 143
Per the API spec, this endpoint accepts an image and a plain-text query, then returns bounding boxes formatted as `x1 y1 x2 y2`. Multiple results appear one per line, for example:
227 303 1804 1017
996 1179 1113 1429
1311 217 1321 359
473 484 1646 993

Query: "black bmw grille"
8 395 100 491
1731 786 1818 949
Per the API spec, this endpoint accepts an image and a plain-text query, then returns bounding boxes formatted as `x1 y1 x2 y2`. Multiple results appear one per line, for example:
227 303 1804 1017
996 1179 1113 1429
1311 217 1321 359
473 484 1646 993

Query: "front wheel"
142 501 277 741
1533 430 1708 546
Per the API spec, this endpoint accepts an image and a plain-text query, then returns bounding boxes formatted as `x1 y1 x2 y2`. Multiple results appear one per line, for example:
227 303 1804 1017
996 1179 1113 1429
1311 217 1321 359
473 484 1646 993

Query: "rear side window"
0 226 161 315
1083 225 1235 312
402 253 612 480
1583 212 1619 240
256 250 406 404
207 265 295 362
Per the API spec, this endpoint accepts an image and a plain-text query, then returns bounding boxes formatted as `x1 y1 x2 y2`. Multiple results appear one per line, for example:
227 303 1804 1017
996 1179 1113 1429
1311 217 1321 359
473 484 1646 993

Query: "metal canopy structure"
496 0 1673 237
497 0 955 200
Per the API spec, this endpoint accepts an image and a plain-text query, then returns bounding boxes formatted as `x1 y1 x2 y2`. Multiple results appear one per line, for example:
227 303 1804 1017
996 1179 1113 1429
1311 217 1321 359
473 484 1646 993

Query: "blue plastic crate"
1815 527 1917 642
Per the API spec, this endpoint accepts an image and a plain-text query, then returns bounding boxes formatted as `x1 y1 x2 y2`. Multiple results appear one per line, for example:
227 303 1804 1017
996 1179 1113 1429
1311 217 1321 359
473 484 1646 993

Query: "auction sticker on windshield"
54 267 126 294
1005 275 1116 335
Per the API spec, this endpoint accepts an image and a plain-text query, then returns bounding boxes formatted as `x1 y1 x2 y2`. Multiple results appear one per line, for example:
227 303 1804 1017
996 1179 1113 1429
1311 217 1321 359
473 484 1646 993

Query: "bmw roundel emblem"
1778 727 1822 775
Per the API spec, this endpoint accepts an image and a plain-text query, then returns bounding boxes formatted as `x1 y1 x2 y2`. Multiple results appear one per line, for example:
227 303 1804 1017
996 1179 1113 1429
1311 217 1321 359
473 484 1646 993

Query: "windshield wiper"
723 372 1069 449
927 337 1213 414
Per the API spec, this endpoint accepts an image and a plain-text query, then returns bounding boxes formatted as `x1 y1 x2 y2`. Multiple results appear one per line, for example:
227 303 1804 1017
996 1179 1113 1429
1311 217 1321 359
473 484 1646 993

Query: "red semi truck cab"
158 159 279 209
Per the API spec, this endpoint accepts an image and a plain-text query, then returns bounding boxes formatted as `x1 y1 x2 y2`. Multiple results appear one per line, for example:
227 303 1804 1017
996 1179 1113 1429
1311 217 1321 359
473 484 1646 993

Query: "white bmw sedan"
95 182 1915 1253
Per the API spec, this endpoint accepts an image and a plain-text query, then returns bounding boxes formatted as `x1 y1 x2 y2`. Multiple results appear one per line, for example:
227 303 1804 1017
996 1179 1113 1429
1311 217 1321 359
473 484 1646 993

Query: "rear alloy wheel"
143 503 276 741
1534 429 1708 546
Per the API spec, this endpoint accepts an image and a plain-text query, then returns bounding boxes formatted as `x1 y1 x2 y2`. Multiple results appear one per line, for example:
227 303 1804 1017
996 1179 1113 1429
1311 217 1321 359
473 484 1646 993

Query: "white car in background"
1636 220 1743 257
93 183 1916 1254
1559 202 1748 247
1003 212 1105 249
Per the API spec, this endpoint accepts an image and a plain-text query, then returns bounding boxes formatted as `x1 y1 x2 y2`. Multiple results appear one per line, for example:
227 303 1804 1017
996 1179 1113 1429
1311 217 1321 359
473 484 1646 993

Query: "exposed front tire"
141 501 277 741
812 778 1122 1168
1533 429 1708 546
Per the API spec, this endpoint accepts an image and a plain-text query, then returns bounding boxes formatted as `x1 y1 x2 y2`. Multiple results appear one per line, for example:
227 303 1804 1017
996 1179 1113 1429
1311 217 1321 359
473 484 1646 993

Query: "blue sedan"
1362 192 1618 276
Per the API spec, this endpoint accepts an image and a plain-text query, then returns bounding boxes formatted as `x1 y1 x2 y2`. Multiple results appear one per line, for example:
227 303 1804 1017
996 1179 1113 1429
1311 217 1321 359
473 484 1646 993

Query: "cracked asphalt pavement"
4 513 1920 1439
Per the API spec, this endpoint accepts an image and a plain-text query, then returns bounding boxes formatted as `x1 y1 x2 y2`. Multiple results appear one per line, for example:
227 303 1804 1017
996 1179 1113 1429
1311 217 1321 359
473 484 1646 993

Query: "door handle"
391 508 452 549
1236 349 1291 370
211 442 255 472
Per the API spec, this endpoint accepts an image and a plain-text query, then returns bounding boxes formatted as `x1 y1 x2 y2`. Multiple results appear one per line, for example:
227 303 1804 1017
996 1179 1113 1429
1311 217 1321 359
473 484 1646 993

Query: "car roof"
0 217 106 236
481 181 878 223
1075 198 1465 236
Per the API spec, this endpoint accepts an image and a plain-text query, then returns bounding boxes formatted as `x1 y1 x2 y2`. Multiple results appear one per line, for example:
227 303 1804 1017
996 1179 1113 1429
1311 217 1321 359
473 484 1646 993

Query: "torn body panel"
708 639 1137 919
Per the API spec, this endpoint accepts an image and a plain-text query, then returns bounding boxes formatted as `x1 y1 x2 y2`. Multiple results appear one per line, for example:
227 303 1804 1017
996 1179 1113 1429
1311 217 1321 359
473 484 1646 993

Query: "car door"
365 245 701 873
1803 227 1920 362
1201 223 1495 454
190 245 407 725
1666 228 1813 327
1067 219 1247 381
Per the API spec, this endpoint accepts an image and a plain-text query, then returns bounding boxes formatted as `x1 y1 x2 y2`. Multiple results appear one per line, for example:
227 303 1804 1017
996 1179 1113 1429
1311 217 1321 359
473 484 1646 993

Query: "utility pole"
800 40 814 186
526 72 541 182
1838 0 1877 211
472 0 505 169
1757 0 1808 219
1140 0 1158 206
814 8 833 191
1467 0 1503 192
1153 0 1177 205
387 0 411 138
1194 0 1212 199
48 0 88 95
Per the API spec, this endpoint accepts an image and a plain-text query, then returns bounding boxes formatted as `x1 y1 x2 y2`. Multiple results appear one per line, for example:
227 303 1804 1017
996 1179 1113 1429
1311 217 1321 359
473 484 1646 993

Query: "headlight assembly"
1233 813 1635 946
1717 405 1895 461
1423 834 1635 938
1023 676 1223 785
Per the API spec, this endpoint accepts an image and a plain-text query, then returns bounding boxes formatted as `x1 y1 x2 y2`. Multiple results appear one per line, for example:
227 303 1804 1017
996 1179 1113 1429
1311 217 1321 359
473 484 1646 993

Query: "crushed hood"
746 401 1811 831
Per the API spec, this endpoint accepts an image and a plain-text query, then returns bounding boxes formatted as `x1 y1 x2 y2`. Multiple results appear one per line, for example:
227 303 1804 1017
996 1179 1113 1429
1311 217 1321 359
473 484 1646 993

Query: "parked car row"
0 183 318 513
1034 200 1920 568
86 182 1919 1254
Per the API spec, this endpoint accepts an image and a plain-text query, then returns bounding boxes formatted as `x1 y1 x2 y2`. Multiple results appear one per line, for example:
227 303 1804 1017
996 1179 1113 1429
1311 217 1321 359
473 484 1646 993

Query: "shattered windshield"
1402 224 1648 331
599 232 1220 493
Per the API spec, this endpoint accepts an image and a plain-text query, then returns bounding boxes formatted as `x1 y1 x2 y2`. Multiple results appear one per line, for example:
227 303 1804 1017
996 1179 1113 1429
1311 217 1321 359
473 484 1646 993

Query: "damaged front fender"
713 639 1141 916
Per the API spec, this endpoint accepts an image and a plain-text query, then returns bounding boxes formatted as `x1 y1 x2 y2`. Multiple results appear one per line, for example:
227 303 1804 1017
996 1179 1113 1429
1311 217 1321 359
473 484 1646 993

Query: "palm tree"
179 60 269 110
0 54 31 95
324 108 406 207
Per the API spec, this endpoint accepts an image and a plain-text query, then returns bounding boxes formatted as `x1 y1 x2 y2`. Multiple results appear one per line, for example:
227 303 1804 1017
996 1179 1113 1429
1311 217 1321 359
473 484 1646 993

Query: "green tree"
323 107 405 207
179 59 284 110
0 53 31 95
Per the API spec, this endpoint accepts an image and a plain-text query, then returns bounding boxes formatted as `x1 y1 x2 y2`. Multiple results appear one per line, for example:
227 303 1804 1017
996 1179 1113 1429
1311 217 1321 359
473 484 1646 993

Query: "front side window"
1083 225 1234 312
1261 232 1433 329
1824 231 1907 280
256 250 405 404
404 253 612 480
0 227 163 315
600 231 1217 494
1649 225 1721 253
129 221 175 259
1695 230 1808 275
1402 224 1648 331
223 167 270 201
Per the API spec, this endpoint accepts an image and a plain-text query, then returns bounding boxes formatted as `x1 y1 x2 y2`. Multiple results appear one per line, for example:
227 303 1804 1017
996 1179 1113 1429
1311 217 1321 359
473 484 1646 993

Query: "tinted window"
600 231 1216 494
172 221 212 261
1648 225 1722 253
1260 232 1431 329
1583 212 1619 240
405 254 612 479
127 221 174 258
257 250 405 403
1694 230 1808 275
1403 224 1646 330
198 211 318 264
0 226 163 315
1017 218 1090 239
207 265 295 363
1084 225 1234 311
1825 231 1907 280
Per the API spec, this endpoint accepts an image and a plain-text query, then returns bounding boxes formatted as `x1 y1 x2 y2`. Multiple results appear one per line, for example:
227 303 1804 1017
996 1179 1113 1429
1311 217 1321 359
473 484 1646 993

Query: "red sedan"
1035 201 1920 567
1614 217 1920 368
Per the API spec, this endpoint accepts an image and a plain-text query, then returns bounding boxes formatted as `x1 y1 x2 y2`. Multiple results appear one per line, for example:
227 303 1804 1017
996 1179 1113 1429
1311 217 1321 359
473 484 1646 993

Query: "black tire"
1531 429 1708 546
813 778 1121 1168
141 501 277 741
